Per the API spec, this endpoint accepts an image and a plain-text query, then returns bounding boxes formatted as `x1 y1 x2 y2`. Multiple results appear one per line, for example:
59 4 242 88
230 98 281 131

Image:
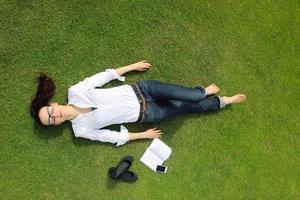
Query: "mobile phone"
156 165 168 173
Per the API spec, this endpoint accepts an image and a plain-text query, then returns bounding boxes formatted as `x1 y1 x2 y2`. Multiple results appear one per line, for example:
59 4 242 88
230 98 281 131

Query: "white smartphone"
156 165 168 173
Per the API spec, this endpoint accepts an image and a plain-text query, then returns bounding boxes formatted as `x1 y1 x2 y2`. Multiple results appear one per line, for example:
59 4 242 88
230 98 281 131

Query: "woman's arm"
128 128 162 141
115 60 152 76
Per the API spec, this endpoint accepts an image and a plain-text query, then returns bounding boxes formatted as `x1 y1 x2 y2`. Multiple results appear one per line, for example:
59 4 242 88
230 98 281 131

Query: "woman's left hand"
130 60 152 71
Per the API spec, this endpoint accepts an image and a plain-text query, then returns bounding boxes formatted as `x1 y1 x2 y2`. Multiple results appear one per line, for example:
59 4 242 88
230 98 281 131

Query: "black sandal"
108 156 134 180
109 167 137 182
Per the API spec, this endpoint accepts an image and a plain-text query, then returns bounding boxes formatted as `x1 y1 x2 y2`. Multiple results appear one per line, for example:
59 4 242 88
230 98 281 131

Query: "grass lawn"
0 0 299 199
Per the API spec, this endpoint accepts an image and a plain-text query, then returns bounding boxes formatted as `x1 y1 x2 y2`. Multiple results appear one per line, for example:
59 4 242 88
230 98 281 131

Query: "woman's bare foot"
222 94 246 105
205 84 219 95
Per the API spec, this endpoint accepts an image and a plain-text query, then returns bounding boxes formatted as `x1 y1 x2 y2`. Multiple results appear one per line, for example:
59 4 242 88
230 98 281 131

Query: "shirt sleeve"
70 69 125 90
74 125 129 147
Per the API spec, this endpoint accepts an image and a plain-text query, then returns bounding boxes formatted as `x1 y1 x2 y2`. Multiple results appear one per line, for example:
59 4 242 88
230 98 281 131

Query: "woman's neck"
66 104 92 120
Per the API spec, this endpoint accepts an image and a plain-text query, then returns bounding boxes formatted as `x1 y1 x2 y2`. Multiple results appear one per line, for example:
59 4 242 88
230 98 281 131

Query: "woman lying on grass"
30 60 246 146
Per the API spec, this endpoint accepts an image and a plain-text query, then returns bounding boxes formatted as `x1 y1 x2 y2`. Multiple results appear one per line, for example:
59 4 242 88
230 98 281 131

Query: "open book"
140 138 172 171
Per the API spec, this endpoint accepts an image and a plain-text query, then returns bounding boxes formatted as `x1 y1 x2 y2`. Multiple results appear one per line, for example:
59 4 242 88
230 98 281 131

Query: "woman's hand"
143 128 162 139
130 60 152 71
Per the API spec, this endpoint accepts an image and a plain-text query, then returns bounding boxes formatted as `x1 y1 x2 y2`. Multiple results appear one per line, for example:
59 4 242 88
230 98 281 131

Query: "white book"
140 138 172 171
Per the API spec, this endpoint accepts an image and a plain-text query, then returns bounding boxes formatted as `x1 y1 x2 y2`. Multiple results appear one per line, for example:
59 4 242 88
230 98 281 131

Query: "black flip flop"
108 156 134 180
109 167 137 182
119 170 137 182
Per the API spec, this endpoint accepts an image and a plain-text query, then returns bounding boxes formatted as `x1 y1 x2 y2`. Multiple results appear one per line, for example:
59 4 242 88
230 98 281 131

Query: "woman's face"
39 103 66 126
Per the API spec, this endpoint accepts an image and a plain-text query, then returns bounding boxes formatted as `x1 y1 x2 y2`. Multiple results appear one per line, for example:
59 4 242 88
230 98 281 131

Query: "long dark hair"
30 73 56 124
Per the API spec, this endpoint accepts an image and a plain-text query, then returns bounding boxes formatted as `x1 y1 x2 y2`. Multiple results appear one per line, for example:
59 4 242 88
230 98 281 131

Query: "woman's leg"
143 96 224 123
138 80 217 103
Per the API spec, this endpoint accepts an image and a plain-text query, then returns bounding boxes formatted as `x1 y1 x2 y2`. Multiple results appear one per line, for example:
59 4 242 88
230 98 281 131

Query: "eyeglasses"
47 106 55 125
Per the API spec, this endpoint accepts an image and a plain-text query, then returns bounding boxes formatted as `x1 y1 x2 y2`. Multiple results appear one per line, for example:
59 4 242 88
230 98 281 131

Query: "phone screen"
156 165 167 173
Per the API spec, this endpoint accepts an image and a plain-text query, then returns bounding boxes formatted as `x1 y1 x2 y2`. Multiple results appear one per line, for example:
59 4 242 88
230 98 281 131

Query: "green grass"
1 0 299 199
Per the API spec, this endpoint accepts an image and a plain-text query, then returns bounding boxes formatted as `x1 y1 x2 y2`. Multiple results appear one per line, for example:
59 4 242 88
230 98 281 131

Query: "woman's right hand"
143 128 162 139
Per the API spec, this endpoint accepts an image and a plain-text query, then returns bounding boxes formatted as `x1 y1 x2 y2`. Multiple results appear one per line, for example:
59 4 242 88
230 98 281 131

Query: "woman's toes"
232 94 246 103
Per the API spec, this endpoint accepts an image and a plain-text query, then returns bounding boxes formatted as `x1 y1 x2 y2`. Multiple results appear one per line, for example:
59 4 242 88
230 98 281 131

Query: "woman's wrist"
126 64 138 71
128 132 146 141
128 128 162 141
115 65 135 76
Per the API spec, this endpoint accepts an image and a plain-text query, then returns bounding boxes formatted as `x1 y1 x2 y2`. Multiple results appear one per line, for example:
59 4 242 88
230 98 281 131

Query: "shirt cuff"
106 69 125 82
116 125 129 147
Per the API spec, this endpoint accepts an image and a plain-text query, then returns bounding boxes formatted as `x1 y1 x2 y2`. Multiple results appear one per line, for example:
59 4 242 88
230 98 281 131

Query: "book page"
148 138 172 161
140 148 163 171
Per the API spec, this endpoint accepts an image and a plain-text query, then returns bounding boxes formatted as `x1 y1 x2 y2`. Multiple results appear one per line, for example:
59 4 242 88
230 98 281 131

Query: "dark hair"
30 73 56 124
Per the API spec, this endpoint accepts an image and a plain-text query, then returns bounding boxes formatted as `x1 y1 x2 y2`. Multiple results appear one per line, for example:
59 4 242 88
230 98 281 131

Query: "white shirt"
68 69 140 146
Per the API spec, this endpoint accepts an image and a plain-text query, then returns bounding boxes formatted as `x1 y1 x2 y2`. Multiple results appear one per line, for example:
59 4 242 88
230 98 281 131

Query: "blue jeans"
137 80 222 123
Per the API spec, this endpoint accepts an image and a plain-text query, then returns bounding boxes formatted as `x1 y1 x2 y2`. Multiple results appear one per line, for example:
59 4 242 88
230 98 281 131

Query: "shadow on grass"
187 105 233 120
105 174 134 188
32 121 70 140
106 175 118 188
106 173 137 188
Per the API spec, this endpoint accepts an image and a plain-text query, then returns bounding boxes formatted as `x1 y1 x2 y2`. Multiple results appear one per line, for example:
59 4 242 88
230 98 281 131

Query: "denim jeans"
137 80 223 123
